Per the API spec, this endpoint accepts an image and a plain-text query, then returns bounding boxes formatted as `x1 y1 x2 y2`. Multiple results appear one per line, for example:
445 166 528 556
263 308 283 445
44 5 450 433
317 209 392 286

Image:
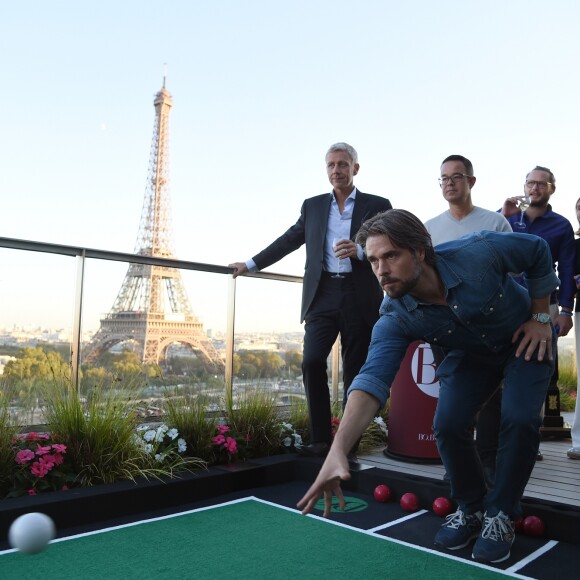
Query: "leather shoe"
296 442 329 458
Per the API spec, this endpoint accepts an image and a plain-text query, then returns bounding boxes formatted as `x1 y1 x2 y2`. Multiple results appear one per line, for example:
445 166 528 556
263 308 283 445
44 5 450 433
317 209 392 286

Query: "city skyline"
2 1 579 333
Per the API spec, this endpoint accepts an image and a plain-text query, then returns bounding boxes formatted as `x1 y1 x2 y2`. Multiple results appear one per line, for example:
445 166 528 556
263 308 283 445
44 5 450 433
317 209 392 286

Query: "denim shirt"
348 231 560 407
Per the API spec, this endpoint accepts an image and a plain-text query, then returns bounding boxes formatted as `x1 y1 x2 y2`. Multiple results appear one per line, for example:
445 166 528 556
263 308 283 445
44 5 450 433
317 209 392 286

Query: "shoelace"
443 510 466 530
480 515 512 541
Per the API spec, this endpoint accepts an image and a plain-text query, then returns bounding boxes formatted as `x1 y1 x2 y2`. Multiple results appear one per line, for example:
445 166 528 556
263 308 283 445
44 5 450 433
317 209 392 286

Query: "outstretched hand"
296 449 352 517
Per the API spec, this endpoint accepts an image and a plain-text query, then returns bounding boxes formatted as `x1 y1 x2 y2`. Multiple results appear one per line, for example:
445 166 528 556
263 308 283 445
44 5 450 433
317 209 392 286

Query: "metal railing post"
224 275 236 402
331 337 340 405
71 250 86 391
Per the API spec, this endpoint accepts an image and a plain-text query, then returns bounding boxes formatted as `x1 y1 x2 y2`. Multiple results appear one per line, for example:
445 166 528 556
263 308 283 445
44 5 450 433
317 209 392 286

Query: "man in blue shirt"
298 209 559 565
501 165 574 336
501 165 575 437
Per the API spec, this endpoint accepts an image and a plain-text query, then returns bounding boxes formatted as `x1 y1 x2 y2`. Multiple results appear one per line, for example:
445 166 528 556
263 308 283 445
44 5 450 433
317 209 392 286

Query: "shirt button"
448 330 452 333
453 305 458 309
481 334 486 338
489 307 494 312
433 338 438 342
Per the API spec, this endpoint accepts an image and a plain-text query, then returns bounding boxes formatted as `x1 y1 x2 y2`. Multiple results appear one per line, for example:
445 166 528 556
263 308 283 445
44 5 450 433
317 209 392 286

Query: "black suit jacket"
252 191 392 324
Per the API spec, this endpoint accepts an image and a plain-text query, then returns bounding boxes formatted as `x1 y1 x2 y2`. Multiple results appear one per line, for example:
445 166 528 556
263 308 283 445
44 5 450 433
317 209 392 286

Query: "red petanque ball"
523 515 545 537
373 484 392 503
432 496 453 517
400 492 420 512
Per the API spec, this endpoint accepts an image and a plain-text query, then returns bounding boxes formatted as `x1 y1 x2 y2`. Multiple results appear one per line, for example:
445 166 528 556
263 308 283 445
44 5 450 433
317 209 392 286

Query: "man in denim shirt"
298 209 559 565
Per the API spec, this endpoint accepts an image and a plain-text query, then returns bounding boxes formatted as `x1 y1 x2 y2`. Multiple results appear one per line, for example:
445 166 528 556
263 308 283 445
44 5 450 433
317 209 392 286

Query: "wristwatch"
531 313 551 324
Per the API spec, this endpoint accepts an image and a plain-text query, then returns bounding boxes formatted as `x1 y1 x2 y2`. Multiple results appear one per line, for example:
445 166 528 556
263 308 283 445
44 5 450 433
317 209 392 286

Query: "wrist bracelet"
560 311 572 317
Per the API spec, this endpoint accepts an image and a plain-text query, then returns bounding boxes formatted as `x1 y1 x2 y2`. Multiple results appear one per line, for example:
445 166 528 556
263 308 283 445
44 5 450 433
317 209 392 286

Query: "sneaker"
536 449 543 461
472 511 515 563
567 447 580 460
434 509 483 550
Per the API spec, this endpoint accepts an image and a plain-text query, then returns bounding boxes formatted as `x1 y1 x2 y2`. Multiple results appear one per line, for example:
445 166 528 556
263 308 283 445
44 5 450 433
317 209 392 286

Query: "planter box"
0 454 298 542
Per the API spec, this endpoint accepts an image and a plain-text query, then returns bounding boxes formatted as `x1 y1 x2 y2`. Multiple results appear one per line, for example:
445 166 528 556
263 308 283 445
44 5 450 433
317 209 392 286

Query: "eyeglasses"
438 173 470 185
525 180 552 189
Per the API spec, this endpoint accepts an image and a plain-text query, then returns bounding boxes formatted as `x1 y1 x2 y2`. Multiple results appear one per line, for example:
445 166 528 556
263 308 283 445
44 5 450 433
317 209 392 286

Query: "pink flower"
52 453 64 465
52 444 67 454
224 437 238 454
245 433 252 441
35 444 52 456
212 434 225 445
217 425 230 435
15 449 35 464
40 455 56 469
28 488 37 496
31 460 51 478
61 485 69 491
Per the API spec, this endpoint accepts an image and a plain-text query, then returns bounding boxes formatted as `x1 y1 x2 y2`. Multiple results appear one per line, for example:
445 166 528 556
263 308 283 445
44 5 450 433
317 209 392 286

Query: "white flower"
155 453 166 463
281 422 293 431
144 443 153 454
167 428 179 440
373 416 388 435
143 429 157 442
177 438 187 453
282 436 292 447
154 427 166 443
294 433 302 445
137 424 150 432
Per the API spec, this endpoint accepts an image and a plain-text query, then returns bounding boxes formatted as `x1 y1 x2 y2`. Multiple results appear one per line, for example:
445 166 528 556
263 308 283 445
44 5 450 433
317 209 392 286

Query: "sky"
1 0 579 334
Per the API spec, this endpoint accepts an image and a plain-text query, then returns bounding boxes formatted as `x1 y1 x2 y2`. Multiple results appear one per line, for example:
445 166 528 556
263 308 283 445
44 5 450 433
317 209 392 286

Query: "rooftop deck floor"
358 437 580 508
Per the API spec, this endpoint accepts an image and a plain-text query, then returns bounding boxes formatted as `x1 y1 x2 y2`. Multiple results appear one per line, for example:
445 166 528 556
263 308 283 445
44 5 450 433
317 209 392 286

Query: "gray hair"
326 142 358 164
355 209 437 267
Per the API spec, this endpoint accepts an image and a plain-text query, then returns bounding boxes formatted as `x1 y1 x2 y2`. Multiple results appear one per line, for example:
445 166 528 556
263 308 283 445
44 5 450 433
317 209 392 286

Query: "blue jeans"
433 336 555 518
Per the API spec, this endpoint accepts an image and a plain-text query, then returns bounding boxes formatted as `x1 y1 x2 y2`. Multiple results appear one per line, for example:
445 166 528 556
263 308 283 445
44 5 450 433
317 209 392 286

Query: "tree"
3 347 70 382
260 352 285 378
284 350 302 378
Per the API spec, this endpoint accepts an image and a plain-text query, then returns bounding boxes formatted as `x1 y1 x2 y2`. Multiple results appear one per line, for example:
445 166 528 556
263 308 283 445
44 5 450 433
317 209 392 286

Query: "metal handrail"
0 236 338 403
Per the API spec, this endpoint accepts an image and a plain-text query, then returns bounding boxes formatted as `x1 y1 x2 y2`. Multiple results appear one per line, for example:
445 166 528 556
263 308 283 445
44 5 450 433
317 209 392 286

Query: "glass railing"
0 236 342 426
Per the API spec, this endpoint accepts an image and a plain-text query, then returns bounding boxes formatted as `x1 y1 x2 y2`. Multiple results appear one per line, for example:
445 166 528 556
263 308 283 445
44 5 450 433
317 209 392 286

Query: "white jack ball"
8 512 56 554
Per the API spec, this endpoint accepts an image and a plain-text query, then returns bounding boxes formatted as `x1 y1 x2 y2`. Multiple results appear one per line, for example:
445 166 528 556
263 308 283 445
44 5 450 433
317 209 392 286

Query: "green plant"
133 424 188 465
41 382 201 486
279 421 302 451
360 411 389 454
211 424 240 462
558 353 577 412
286 399 310 444
164 392 216 462
224 390 281 460
0 392 18 497
6 432 77 498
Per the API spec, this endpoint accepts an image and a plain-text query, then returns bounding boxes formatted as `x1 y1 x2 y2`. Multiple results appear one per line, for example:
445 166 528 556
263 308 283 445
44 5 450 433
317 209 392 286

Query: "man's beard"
381 260 422 299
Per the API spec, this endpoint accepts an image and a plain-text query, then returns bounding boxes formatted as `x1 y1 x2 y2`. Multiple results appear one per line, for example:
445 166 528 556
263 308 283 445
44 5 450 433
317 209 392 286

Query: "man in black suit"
229 143 392 456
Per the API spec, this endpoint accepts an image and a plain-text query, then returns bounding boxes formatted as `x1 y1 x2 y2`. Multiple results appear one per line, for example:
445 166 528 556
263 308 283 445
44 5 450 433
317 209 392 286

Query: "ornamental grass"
40 382 203 488
223 389 282 460
164 391 217 463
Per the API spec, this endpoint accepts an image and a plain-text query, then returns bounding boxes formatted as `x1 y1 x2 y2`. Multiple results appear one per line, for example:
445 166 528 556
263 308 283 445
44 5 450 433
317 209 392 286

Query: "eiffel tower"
84 78 223 371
